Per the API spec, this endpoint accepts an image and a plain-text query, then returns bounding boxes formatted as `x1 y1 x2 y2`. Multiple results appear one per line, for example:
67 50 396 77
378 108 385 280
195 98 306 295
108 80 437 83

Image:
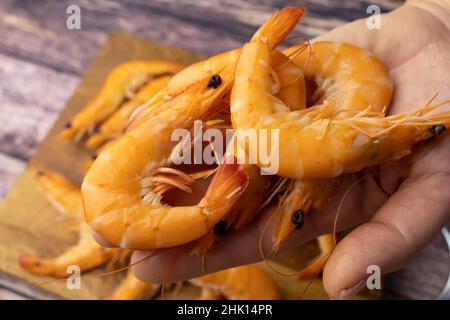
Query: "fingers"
131 174 389 283
323 173 450 299
131 201 321 283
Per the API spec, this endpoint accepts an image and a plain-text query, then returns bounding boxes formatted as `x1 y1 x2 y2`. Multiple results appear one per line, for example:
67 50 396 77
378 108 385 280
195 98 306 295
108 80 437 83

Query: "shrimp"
60 60 182 141
231 39 449 256
271 178 338 250
18 223 120 278
191 48 307 256
231 40 449 180
127 7 305 129
190 265 281 300
270 45 389 262
111 271 157 300
82 7 305 250
18 167 128 277
86 75 172 150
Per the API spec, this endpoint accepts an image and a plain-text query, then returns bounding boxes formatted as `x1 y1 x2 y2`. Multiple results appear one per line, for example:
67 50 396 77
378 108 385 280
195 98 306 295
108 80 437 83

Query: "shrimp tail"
18 255 56 276
251 7 305 46
18 242 112 278
191 265 281 300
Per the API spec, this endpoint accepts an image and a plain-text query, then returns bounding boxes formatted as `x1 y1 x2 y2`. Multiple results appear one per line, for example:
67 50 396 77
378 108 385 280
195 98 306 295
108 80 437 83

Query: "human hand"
131 0 450 299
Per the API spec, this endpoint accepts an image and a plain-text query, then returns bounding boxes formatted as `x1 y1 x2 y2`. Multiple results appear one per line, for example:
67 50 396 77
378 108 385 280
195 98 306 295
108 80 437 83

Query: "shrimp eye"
93 126 101 134
429 124 446 137
90 152 98 160
37 171 44 176
292 209 304 229
64 122 72 129
207 74 222 89
214 220 227 236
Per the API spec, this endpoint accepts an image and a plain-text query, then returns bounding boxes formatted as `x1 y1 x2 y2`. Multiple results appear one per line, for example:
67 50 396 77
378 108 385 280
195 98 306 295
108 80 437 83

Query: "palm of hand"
132 2 450 299
314 2 450 297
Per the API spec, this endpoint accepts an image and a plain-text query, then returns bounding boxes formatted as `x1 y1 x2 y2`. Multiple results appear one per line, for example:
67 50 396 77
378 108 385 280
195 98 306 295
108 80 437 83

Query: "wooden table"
0 0 448 300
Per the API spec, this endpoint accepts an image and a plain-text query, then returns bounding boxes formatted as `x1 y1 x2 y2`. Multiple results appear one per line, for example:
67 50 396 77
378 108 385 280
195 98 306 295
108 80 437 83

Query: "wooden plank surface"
0 0 448 300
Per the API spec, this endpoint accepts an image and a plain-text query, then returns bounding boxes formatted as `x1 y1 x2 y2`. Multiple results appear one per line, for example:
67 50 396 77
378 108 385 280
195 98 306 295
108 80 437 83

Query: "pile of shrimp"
21 6 450 299
81 6 449 270
19 63 280 299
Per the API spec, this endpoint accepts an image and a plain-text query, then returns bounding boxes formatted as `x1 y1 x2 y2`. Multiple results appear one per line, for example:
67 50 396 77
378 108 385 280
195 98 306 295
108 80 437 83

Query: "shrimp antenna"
257 178 306 278
276 34 310 70
333 175 364 244
332 167 395 245
369 166 392 197
258 208 299 277
278 36 312 91
297 251 332 300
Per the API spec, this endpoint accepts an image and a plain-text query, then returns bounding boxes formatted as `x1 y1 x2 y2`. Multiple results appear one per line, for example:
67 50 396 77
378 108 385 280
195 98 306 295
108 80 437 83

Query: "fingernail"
338 278 367 300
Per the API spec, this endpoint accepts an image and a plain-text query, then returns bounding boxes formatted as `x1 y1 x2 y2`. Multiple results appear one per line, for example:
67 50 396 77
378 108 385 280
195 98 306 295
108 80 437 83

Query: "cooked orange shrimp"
297 233 335 280
271 178 338 250
191 48 306 256
190 265 281 300
27 166 81 218
60 61 182 141
86 75 172 150
231 40 450 179
19 223 117 277
82 8 304 250
128 7 304 129
18 167 124 277
111 270 157 300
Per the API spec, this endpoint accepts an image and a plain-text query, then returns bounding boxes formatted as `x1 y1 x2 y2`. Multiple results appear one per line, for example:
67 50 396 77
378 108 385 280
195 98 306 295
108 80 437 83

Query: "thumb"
323 174 450 299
